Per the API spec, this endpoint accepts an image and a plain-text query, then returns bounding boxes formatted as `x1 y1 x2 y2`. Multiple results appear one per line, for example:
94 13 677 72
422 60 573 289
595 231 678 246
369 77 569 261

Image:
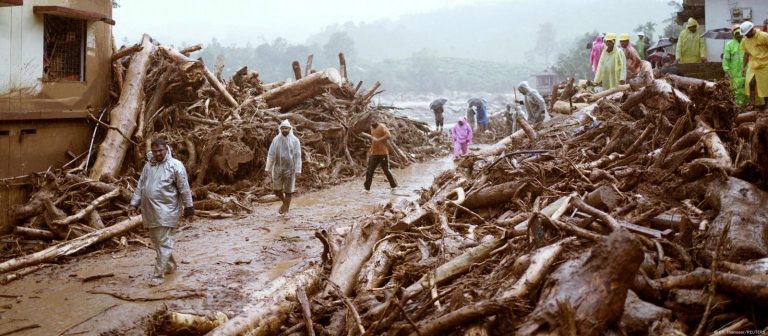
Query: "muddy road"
0 155 458 335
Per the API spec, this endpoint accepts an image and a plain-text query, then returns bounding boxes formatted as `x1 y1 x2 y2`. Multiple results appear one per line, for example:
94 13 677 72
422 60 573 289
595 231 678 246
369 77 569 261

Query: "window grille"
43 15 85 82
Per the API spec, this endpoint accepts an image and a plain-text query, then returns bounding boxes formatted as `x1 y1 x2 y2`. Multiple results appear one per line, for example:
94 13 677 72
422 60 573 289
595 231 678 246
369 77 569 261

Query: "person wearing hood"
128 138 194 286
594 33 627 90
620 33 642 80
635 32 648 60
451 116 473 159
364 116 398 191
518 81 549 124
740 21 768 110
590 34 606 73
468 98 488 132
722 26 748 105
266 120 302 214
676 18 707 64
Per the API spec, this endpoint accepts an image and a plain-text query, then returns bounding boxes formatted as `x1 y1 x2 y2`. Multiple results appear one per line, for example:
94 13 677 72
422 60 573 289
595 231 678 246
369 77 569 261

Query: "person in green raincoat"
594 33 627 90
676 18 707 64
722 26 748 105
635 32 647 60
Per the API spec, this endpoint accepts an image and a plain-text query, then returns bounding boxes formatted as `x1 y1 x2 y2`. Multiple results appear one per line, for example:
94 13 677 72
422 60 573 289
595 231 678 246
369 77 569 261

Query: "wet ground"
0 155 459 335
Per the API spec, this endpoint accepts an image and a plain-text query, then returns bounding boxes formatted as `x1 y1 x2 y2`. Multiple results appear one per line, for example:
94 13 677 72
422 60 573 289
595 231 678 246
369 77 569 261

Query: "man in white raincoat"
517 81 549 123
128 138 194 286
266 120 302 214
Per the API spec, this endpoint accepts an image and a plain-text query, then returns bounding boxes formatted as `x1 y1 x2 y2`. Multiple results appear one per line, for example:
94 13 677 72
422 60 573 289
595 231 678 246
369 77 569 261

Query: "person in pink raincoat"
451 116 473 159
590 34 605 73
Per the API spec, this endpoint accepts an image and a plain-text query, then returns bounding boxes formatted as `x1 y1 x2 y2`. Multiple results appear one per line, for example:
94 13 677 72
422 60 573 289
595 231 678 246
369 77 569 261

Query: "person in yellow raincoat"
594 33 627 90
740 21 768 109
722 26 748 105
676 18 707 64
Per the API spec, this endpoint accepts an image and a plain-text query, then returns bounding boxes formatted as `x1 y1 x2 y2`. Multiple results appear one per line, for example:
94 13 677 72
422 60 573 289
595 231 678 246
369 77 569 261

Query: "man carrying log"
740 21 768 111
517 81 549 123
364 117 398 192
266 120 303 214
128 138 194 286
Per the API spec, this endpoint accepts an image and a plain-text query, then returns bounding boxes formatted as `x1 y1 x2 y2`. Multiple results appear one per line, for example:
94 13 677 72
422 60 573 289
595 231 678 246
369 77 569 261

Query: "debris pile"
208 74 768 335
0 35 447 278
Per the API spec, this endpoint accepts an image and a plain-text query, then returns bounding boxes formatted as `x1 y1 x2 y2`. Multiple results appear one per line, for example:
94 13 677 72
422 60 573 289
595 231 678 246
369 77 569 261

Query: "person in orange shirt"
364 117 398 191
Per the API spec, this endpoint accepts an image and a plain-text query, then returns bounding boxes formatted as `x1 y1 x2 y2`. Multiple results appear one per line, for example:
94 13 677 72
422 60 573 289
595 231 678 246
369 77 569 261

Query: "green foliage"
553 31 597 80
359 52 534 93
634 22 657 43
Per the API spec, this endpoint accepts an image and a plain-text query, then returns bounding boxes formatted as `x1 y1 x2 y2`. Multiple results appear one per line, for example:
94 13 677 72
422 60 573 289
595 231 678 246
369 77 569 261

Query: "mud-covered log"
209 263 321 336
620 290 672 335
463 181 533 209
327 218 388 296
13 226 55 240
588 84 630 102
698 119 732 170
51 188 121 226
407 299 513 336
665 73 716 93
403 237 505 301
356 240 395 292
0 216 142 274
162 311 228 334
517 230 643 336
90 35 155 180
656 267 768 302
704 177 768 261
258 69 343 111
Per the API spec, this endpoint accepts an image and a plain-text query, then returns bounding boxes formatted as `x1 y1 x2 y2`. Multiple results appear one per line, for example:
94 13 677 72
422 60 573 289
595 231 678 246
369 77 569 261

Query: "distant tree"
634 22 657 44
662 0 684 39
553 31 598 80
534 22 557 68
322 32 356 66
112 0 119 8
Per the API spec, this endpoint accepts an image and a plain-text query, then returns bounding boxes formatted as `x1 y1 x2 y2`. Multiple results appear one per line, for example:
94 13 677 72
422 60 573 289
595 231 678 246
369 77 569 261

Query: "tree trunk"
89 35 155 180
704 177 768 262
258 69 343 111
0 216 142 274
463 181 534 209
208 263 321 336
588 84 630 102
665 73 716 93
517 230 644 336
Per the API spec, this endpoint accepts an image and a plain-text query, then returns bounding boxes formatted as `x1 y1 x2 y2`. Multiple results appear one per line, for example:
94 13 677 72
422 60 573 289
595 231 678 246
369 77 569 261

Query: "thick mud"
0 154 460 335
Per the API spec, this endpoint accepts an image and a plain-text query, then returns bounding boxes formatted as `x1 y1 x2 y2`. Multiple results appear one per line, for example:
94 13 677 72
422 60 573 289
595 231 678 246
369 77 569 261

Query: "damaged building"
0 0 114 229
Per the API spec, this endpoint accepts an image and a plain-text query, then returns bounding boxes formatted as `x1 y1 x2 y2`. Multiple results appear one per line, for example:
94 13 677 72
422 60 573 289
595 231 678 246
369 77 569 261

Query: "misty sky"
113 0 676 47
113 0 502 45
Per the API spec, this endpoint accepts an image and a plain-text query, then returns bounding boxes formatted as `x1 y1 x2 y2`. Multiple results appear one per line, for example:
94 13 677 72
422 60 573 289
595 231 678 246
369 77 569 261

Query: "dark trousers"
364 155 397 190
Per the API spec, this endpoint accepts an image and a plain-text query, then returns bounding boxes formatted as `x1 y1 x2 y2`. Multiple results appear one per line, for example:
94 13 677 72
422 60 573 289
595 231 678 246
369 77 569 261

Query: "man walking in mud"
266 120 302 214
364 116 398 192
128 138 194 286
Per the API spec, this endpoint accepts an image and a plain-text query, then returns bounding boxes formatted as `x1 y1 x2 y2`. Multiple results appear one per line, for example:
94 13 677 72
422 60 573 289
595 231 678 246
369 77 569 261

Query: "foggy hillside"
307 0 672 65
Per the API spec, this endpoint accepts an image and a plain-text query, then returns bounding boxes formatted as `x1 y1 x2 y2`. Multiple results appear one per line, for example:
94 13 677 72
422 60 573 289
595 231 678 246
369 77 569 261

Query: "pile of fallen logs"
0 34 445 278
206 73 768 335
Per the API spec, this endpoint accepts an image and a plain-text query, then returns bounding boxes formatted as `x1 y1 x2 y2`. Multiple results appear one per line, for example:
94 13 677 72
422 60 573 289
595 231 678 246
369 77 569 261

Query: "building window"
43 15 85 82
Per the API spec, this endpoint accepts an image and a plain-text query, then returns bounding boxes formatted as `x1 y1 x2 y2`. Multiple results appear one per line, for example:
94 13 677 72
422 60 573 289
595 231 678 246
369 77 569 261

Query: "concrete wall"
0 0 113 115
0 0 112 231
705 0 768 61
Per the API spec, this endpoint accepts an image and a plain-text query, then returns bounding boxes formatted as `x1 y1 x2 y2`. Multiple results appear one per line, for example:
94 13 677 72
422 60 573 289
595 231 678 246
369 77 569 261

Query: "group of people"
430 80 549 160
590 18 768 109
591 32 654 90
722 21 768 108
129 116 401 285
